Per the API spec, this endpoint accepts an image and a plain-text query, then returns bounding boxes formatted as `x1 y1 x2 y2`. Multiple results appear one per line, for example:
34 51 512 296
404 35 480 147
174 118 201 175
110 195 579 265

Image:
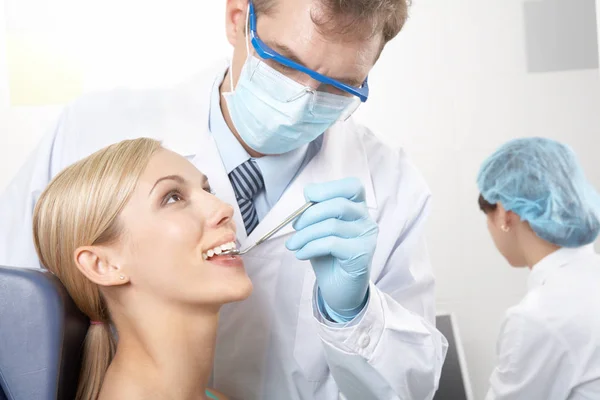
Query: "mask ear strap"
230 4 252 92
245 4 251 56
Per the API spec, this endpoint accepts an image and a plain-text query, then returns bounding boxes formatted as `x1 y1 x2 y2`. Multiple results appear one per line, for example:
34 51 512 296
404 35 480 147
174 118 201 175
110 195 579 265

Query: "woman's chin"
229 279 253 302
210 277 254 305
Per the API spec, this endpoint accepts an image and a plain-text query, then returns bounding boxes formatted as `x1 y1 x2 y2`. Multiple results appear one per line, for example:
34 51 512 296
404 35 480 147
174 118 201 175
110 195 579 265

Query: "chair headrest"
0 266 88 400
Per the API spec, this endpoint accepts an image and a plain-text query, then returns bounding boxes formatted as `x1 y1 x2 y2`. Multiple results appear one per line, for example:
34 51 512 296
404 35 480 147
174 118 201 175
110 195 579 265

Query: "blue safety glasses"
247 1 370 102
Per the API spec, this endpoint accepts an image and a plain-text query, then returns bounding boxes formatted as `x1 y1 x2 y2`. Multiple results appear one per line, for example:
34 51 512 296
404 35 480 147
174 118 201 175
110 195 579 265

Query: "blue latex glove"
286 178 378 322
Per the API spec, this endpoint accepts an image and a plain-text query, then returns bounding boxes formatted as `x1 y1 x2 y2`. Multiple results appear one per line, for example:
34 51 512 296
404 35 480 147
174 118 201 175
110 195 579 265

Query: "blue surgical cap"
477 137 600 247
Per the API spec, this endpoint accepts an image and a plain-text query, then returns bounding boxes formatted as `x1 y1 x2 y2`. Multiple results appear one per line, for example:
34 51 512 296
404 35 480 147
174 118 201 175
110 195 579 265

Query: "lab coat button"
359 335 370 348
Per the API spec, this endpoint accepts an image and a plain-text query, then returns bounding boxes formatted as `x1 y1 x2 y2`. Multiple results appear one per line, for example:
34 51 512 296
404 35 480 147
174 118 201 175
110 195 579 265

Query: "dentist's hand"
286 178 378 321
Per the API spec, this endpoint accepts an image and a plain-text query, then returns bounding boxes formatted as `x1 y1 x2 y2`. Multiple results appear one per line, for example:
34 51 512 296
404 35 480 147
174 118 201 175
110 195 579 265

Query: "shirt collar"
528 245 596 291
254 146 309 207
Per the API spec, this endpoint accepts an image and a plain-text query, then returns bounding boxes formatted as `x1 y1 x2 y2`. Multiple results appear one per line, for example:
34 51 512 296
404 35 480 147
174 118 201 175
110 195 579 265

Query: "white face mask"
222 8 360 155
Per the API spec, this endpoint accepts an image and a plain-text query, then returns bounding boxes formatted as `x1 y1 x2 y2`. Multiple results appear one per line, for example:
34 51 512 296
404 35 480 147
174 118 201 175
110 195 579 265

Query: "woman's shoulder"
98 373 155 400
100 384 228 400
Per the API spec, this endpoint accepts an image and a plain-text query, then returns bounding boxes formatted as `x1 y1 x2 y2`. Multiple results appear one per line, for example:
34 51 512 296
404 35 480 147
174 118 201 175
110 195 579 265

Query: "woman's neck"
520 232 561 269
106 302 220 400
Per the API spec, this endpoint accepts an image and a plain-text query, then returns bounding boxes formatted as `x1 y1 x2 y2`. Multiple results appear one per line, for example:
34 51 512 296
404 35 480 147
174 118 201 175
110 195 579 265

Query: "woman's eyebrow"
148 175 186 196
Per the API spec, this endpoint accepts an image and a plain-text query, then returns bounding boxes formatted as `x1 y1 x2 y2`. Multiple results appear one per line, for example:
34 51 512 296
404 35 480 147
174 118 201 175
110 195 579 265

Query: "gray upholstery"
0 266 88 400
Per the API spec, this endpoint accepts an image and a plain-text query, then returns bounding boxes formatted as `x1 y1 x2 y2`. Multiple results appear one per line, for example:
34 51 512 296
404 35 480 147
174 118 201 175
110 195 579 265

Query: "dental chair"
0 266 88 400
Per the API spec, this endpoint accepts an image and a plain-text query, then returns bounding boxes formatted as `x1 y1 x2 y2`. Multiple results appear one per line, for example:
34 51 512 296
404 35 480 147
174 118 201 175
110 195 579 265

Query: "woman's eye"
165 192 183 205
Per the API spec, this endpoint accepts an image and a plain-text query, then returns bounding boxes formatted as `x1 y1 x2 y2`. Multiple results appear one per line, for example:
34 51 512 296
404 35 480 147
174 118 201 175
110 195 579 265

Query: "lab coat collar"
527 244 596 291
165 60 377 246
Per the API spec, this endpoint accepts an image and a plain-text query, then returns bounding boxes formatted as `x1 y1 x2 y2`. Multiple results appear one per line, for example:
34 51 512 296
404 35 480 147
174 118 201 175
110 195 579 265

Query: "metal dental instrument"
222 201 315 256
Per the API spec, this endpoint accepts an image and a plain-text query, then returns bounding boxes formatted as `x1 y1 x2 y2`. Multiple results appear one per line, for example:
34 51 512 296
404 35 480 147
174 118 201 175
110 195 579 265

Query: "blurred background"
1 1 599 397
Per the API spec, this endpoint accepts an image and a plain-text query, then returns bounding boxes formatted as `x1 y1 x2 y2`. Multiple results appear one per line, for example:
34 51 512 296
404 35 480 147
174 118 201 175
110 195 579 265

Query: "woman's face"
110 148 252 307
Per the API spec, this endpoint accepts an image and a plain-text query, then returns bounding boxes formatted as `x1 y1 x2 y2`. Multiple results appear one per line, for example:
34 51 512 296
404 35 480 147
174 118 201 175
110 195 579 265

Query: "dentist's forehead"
255 1 381 76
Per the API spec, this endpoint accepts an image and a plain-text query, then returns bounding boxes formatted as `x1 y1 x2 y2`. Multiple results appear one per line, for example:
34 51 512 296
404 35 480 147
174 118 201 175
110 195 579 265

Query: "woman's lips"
206 254 244 268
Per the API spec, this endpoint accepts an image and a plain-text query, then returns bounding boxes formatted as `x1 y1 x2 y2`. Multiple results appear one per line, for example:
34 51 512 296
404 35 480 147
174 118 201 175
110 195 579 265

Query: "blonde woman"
33 138 252 400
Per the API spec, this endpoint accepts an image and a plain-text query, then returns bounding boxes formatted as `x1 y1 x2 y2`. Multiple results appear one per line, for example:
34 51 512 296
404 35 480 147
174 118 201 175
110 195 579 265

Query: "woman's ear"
493 203 512 232
74 246 130 287
505 209 521 230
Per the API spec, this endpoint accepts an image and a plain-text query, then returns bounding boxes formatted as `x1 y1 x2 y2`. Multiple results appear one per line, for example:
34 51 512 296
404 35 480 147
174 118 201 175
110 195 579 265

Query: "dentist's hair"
33 138 162 400
254 0 411 44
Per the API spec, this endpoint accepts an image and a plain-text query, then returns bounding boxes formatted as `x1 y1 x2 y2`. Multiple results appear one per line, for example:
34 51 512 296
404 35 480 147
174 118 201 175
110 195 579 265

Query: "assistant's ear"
225 0 249 46
504 209 522 232
494 203 523 233
74 246 130 287
492 202 511 233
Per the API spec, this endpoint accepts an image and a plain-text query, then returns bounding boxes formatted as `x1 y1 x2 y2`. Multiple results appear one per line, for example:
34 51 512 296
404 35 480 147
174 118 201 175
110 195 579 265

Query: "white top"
486 245 600 400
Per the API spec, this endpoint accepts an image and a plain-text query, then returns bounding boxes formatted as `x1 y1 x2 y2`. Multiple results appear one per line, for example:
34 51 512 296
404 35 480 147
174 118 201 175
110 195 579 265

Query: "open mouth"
202 242 237 260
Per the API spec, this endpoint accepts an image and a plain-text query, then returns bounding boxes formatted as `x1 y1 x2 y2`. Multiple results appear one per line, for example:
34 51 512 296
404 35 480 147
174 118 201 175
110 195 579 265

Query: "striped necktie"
229 159 265 235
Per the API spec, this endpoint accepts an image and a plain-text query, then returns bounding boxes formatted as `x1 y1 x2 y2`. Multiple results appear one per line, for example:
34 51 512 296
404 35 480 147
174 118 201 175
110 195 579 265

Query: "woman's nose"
205 197 235 228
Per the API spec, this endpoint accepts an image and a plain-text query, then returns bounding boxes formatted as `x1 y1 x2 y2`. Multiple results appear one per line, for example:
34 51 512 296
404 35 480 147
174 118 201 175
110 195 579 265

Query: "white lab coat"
486 245 600 400
0 62 447 400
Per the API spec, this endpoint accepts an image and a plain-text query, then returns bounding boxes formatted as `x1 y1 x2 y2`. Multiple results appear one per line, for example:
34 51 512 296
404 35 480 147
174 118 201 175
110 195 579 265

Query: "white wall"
2 1 600 398
598 0 600 67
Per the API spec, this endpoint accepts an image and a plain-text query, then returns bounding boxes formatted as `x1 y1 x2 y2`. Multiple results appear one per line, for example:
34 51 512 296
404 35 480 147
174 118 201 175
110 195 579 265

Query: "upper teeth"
202 242 237 260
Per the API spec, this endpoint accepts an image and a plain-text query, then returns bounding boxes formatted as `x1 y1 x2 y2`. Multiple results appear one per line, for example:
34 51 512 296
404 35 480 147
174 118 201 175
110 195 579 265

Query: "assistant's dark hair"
478 194 497 214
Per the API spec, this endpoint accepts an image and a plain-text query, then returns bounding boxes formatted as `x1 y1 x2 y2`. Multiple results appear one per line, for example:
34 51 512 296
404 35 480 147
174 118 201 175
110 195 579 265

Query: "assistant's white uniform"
486 246 600 400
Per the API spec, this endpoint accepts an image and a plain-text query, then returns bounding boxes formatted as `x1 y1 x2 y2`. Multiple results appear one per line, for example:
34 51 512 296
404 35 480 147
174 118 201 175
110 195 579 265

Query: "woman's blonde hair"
33 138 162 400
